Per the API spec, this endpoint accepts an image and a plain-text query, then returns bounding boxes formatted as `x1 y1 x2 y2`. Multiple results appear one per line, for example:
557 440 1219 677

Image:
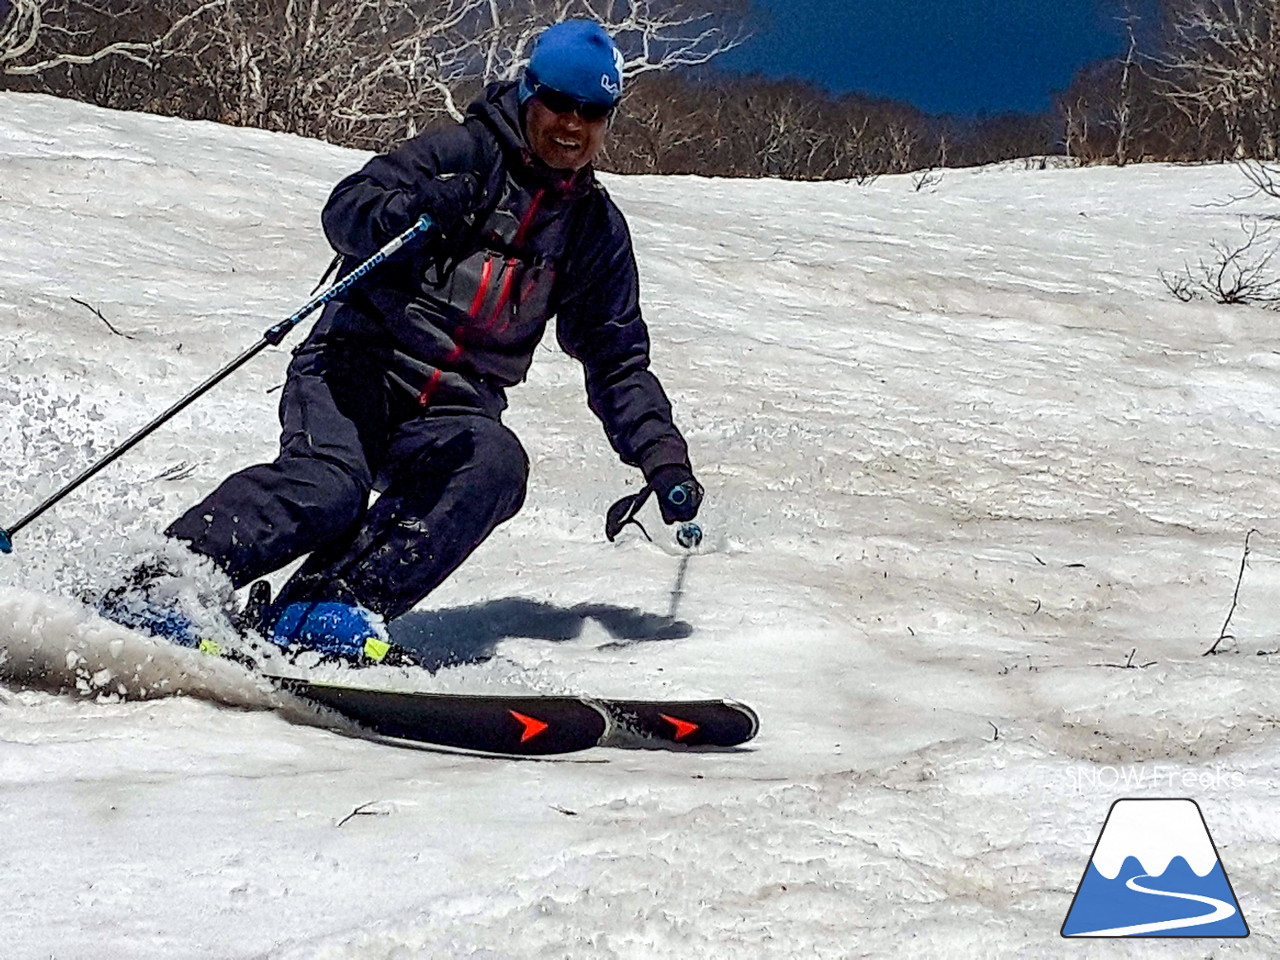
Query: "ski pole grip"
0 527 12 554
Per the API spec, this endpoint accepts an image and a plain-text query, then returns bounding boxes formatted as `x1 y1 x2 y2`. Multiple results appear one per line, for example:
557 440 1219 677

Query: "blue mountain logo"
1062 798 1248 937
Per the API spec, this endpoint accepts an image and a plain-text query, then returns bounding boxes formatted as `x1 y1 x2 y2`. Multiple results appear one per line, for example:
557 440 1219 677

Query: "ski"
599 698 758 748
91 578 759 756
271 676 759 755
272 676 611 756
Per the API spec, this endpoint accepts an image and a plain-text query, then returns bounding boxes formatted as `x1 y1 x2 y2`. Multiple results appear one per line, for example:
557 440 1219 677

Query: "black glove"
422 172 480 236
650 464 703 524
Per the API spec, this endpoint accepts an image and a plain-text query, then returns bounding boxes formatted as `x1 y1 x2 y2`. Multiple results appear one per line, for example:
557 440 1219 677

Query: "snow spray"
0 215 436 555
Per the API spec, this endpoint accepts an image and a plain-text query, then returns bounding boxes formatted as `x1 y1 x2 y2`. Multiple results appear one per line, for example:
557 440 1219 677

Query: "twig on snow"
336 801 391 827
1094 647 1157 669
1206 529 1260 656
70 297 134 339
153 461 197 482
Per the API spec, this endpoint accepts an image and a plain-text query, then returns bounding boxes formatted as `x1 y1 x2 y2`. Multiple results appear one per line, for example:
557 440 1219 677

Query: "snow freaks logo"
1064 764 1245 793
1061 799 1248 938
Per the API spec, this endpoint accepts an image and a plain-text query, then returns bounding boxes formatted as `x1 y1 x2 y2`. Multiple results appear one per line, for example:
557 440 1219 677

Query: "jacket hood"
467 81 595 198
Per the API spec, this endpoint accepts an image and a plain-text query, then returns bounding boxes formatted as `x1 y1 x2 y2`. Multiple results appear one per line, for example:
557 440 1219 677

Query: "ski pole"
606 487 702 615
605 482 703 548
668 522 702 619
0 214 435 555
676 521 702 549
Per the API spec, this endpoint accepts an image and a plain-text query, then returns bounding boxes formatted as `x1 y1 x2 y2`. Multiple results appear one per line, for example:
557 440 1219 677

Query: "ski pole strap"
605 483 654 543
310 252 345 295
606 488 705 550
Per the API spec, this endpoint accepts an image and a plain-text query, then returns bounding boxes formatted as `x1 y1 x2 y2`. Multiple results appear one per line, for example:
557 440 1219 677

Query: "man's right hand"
425 172 480 234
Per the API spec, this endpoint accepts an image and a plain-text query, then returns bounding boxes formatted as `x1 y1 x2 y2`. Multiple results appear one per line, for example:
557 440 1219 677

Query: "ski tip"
0 527 11 554
732 701 761 742
598 698 760 750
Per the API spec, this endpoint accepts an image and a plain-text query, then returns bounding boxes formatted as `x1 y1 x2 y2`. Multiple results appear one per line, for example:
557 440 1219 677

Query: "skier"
102 18 702 664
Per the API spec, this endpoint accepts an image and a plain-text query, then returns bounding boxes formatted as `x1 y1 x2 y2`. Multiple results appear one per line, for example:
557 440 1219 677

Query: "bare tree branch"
3 0 228 75
1153 0 1280 160
1241 159 1280 200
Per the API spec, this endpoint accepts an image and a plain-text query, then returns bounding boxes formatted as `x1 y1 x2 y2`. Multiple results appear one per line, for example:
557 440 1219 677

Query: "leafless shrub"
1241 159 1280 201
1160 268 1196 302
1161 219 1280 307
911 167 943 192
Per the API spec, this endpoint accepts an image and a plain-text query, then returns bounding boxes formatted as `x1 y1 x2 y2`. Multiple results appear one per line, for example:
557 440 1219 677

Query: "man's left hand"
650 465 703 524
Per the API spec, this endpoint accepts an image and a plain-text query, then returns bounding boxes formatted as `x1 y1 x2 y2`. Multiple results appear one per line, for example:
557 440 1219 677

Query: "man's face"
524 95 610 172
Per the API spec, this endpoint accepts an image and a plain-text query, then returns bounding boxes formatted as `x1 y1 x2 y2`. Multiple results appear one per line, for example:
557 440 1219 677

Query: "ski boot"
96 559 231 656
243 581 421 668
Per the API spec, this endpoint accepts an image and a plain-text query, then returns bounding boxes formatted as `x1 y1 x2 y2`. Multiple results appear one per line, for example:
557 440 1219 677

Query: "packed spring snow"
2 91 1280 958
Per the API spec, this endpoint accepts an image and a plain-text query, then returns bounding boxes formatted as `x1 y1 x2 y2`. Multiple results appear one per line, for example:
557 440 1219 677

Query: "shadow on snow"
387 597 692 672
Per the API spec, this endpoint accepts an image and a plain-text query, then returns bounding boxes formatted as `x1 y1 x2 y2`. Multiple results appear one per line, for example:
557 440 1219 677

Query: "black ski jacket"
310 82 690 481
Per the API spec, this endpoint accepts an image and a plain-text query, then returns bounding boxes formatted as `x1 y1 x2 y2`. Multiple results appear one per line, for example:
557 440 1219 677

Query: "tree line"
1 0 1276 178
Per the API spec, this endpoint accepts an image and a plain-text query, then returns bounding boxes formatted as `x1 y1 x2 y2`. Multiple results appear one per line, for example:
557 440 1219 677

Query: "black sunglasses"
530 81 616 121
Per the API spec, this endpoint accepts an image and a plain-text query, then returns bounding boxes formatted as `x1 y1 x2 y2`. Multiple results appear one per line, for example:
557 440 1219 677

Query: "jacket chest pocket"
437 248 556 343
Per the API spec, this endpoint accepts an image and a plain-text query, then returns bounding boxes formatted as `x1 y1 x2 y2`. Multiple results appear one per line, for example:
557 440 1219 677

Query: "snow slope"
2 91 1280 957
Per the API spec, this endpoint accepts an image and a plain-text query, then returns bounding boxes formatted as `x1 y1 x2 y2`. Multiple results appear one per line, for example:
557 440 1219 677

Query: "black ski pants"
165 342 528 621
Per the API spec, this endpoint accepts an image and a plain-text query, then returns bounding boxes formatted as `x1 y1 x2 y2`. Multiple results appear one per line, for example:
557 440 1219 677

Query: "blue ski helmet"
519 20 624 108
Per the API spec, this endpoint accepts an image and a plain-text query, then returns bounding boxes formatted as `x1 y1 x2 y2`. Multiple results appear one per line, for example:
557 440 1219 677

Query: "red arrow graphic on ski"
509 710 550 743
660 714 700 741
